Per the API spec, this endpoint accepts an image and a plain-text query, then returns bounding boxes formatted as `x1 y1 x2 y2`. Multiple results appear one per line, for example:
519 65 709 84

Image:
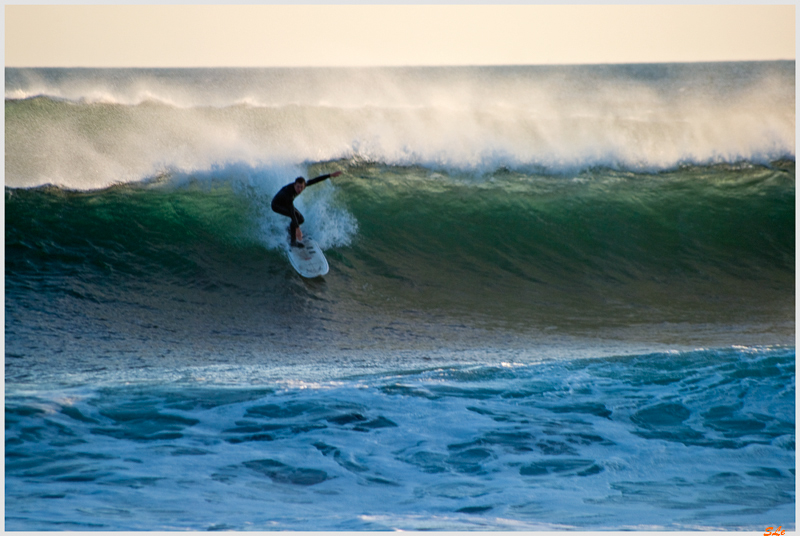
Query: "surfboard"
286 238 329 278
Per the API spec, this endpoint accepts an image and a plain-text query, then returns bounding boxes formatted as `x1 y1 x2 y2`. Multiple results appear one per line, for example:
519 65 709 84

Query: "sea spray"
6 63 794 189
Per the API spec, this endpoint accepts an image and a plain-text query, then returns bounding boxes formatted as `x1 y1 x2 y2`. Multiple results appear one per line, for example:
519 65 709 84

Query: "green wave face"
6 160 795 345
334 162 794 329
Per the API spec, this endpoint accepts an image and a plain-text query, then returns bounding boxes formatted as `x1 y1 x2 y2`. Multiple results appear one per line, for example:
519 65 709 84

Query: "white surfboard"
286 238 329 278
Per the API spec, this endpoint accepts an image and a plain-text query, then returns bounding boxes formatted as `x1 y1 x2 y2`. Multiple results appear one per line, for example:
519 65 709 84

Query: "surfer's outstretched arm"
306 171 343 187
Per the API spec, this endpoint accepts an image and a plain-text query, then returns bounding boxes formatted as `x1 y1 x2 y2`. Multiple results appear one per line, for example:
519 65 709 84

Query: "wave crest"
6 63 795 190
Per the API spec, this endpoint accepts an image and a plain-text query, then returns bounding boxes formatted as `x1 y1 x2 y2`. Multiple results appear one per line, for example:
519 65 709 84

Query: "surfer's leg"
290 209 305 246
273 205 305 244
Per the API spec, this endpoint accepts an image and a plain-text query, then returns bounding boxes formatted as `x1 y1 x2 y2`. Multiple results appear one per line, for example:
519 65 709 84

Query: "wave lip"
5 63 795 190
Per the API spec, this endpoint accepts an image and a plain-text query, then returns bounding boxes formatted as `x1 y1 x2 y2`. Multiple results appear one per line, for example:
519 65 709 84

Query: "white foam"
6 347 795 530
6 65 794 190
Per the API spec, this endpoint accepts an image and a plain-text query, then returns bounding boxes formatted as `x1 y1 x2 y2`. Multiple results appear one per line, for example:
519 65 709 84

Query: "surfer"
271 171 343 247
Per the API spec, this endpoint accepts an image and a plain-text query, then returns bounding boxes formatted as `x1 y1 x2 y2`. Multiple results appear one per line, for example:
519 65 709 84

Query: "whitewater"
5 63 794 190
5 63 795 531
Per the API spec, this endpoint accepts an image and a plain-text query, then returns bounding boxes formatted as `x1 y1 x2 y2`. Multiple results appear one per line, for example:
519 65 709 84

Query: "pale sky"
4 4 796 67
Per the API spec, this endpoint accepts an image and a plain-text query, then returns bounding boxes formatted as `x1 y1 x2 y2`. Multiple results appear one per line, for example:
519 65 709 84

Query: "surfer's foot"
291 241 305 248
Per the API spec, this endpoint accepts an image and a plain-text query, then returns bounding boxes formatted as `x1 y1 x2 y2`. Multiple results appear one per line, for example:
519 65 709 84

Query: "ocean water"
5 63 795 531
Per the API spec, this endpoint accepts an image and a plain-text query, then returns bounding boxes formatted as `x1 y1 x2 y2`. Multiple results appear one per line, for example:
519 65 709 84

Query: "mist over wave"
6 63 794 190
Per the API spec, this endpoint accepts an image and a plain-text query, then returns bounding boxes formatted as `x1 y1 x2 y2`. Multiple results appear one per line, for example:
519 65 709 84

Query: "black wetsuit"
271 174 332 243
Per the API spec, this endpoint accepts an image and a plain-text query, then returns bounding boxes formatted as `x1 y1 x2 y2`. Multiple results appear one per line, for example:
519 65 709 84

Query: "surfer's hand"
331 171 343 178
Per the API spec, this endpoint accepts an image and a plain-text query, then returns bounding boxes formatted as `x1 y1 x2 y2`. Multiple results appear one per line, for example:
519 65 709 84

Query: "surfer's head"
294 177 306 194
